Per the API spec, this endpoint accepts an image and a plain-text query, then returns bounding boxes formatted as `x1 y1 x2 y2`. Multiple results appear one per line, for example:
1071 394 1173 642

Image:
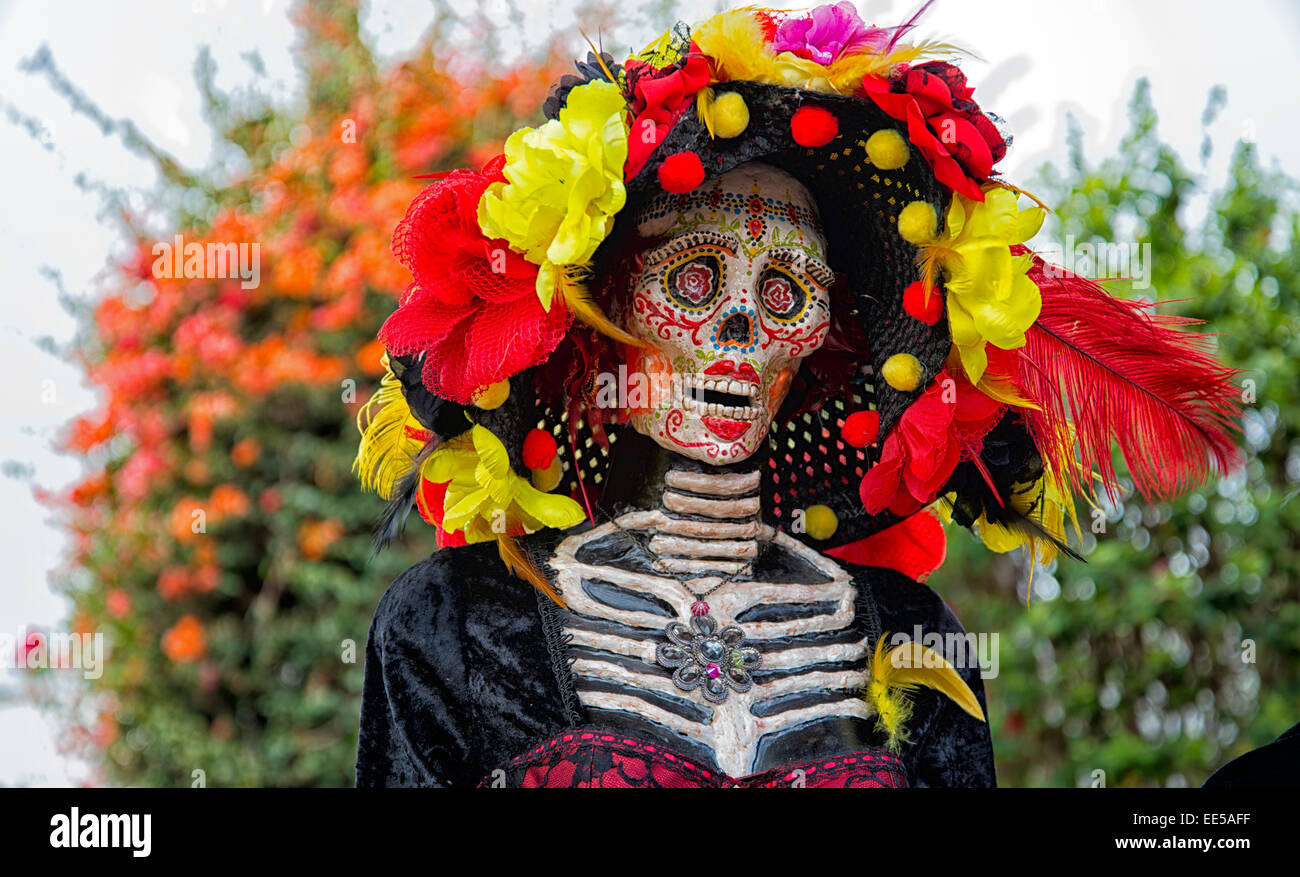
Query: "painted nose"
717 311 752 345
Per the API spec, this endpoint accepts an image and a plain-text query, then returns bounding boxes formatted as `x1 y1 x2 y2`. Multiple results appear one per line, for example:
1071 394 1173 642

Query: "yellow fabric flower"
926 188 1045 384
422 425 585 544
477 80 629 310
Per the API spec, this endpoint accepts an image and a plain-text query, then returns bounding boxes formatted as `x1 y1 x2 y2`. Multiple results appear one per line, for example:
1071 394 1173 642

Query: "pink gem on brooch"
656 614 762 704
691 600 710 617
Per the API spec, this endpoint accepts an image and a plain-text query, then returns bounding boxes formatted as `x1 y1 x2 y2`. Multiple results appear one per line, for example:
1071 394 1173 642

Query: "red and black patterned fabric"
481 729 907 788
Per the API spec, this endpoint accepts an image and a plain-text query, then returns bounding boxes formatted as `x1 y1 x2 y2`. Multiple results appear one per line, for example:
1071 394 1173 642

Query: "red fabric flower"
379 155 572 404
825 509 947 581
858 369 1004 515
862 62 1006 202
414 477 468 546
624 46 712 180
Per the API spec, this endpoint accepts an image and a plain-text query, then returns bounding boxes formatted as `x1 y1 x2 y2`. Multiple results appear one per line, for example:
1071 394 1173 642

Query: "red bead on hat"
790 105 838 147
522 428 558 470
842 410 880 448
657 151 706 193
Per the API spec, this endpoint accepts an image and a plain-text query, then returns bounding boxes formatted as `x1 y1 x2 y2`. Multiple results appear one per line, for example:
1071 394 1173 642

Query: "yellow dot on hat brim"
866 129 909 170
897 201 938 246
804 504 839 540
531 456 564 492
712 91 750 139
473 380 510 410
882 353 924 392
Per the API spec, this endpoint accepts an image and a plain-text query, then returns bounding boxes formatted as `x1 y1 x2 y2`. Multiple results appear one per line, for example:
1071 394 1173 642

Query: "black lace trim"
855 569 885 653
535 568 583 727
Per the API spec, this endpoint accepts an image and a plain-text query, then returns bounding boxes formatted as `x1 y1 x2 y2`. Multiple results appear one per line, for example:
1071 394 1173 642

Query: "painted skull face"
623 163 833 463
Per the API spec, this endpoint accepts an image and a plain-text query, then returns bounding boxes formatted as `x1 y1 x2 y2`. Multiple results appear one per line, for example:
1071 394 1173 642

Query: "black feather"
370 441 436 558
543 52 622 120
943 413 1084 563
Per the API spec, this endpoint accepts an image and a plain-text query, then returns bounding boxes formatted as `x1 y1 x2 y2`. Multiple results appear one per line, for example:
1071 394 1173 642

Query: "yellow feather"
353 355 431 499
578 29 617 83
497 534 567 608
695 86 717 138
986 180 1053 213
825 40 962 93
917 243 960 303
692 7 773 83
867 635 985 750
943 345 1039 409
695 7 963 94
558 266 644 348
977 371 1038 409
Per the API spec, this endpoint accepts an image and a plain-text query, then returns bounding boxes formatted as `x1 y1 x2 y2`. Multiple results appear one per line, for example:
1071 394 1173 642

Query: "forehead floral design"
355 2 1241 611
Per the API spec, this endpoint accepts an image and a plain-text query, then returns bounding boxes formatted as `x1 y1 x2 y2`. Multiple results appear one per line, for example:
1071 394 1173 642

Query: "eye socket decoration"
756 267 810 322
664 253 723 311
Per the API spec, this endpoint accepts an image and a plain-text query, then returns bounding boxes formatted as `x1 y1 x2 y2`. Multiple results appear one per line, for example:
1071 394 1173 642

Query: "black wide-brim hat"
376 8 1239 561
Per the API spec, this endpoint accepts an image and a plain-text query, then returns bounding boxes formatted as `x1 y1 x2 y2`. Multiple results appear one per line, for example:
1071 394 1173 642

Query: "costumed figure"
353 2 1241 788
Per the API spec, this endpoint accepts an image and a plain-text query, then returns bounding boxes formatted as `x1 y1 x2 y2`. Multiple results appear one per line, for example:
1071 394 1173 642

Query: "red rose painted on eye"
673 261 715 306
761 275 796 314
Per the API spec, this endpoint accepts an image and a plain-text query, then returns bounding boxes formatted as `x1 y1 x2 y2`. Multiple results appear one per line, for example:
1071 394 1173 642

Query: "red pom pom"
791 105 839 147
842 410 880 448
657 152 706 193
522 428 558 470
903 280 944 325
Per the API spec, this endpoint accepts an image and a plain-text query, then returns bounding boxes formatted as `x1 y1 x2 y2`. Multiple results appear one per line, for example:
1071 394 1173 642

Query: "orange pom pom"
842 410 880 448
522 428 558 470
791 105 838 147
657 152 706 193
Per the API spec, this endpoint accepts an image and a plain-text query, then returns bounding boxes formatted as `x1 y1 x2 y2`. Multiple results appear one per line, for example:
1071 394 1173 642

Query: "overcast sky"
1 0 1297 785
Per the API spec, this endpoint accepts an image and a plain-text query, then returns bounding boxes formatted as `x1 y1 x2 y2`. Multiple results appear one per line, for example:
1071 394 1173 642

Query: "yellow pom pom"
865 129 909 170
882 353 924 392
803 504 838 541
530 455 564 492
473 380 510 410
712 91 750 139
897 201 937 245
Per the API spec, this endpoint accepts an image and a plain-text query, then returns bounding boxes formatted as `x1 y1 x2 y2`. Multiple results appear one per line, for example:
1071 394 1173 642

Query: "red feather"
1011 249 1242 501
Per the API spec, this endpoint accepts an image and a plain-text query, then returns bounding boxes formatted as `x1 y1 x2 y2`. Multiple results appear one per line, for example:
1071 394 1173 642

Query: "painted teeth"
684 374 759 394
678 388 761 420
674 373 763 420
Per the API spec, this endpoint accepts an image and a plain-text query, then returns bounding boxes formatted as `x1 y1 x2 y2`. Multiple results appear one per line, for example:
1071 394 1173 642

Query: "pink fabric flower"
772 2 877 66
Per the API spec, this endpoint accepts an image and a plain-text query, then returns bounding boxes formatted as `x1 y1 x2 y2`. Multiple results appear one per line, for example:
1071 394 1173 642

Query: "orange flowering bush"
161 615 208 664
45 0 566 786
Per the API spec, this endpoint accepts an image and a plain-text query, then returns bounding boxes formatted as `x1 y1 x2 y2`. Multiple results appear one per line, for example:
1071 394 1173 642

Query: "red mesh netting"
380 157 573 404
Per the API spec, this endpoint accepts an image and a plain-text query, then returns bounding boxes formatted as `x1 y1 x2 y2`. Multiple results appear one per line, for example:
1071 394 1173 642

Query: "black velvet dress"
355 529 996 788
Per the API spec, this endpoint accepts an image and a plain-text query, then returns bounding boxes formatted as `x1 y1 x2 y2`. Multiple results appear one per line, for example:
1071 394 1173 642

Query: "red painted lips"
703 359 760 385
701 416 751 441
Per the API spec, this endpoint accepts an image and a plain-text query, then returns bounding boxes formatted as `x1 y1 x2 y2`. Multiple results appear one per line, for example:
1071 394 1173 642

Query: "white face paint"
623 163 833 464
